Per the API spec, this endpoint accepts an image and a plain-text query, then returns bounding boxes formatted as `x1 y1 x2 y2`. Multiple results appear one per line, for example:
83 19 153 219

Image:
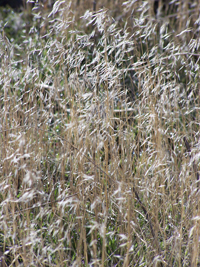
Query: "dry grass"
0 0 200 266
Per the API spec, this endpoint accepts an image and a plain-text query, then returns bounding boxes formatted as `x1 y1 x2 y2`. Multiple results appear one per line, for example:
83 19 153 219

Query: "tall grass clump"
0 0 199 266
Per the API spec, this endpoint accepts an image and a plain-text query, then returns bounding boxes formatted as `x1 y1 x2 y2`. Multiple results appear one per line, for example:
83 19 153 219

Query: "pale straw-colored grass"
0 0 199 266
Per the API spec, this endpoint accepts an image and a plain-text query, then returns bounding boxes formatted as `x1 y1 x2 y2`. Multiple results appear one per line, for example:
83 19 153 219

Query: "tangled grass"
0 0 200 266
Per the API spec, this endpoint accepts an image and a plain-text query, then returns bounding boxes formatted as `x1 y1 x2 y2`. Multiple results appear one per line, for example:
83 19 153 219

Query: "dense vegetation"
0 0 199 266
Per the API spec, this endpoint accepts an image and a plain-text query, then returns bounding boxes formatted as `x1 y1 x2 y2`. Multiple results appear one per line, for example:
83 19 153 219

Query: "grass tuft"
0 0 200 266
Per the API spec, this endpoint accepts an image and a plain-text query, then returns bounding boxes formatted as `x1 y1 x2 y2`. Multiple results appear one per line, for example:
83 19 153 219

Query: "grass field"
0 0 200 266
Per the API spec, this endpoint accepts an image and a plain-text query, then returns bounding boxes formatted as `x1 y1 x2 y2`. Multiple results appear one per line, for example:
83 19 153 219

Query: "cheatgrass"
0 0 199 266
